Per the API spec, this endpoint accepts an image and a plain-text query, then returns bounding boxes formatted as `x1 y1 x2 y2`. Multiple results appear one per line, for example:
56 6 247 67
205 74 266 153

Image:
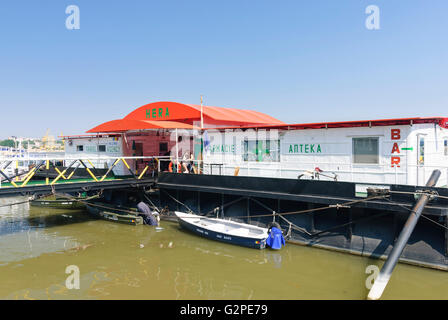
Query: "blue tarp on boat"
266 227 285 250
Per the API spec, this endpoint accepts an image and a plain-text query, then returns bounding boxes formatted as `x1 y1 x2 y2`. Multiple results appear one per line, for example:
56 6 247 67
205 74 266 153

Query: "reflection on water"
0 196 447 300
0 197 85 265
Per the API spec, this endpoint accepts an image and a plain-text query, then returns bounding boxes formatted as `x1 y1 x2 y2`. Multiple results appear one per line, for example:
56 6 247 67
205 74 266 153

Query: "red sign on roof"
87 101 285 133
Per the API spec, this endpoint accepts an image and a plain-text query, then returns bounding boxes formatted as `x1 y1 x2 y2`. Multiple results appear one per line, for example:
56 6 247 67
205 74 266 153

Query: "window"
444 139 448 156
418 136 425 164
243 139 280 162
76 145 84 152
352 137 379 164
159 142 168 153
98 145 106 152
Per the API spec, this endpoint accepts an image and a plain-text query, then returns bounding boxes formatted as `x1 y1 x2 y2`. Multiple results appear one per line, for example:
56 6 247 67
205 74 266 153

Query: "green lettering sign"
287 143 323 154
145 107 170 119
210 144 235 154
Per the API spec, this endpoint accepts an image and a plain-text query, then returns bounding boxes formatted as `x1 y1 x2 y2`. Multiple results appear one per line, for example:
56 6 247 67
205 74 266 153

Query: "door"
135 142 144 172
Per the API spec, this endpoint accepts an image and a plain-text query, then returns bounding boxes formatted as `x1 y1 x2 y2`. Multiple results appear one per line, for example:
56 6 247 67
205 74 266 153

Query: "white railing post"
350 163 354 182
279 162 282 178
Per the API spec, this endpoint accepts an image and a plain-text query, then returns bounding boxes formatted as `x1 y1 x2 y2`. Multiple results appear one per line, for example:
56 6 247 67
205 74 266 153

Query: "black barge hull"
156 173 448 270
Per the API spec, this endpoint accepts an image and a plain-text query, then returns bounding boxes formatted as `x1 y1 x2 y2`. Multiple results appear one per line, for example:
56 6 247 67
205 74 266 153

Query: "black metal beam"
156 174 448 216
0 178 155 198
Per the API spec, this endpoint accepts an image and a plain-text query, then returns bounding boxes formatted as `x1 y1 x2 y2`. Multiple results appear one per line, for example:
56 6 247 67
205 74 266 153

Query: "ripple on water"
1 198 448 299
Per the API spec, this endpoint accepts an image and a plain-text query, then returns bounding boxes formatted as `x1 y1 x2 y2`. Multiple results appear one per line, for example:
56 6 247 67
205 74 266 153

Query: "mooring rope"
141 187 160 211
388 189 448 201
383 197 448 231
0 198 33 208
224 194 390 219
161 189 194 214
161 192 390 220
277 214 312 237
0 193 52 208
420 214 448 231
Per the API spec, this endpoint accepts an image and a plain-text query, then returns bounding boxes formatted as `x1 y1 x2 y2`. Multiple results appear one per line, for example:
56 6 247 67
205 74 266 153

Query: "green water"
0 196 447 300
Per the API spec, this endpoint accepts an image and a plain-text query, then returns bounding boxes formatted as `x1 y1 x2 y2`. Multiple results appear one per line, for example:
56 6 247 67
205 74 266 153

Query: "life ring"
267 222 282 234
168 162 181 173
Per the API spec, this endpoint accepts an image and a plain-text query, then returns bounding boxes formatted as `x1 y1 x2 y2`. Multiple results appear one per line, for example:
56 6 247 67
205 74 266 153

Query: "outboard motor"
266 222 285 250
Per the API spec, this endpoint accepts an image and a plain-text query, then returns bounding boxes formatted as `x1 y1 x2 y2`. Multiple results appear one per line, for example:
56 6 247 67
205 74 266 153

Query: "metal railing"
0 156 170 188
1 155 447 188
156 158 448 187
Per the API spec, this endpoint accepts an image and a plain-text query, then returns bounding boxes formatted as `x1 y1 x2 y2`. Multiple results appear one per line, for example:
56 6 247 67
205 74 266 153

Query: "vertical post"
15 160 18 182
46 160 50 185
198 191 201 215
445 216 448 257
347 207 353 243
247 197 250 223
392 211 399 242
175 128 179 172
200 95 204 130
221 193 224 219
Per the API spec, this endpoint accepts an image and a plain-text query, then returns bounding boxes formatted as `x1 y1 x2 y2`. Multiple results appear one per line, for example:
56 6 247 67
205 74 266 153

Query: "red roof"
87 119 199 133
87 101 285 133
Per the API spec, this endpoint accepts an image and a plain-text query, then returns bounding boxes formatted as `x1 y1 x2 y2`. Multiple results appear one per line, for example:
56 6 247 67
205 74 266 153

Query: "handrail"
1 155 447 188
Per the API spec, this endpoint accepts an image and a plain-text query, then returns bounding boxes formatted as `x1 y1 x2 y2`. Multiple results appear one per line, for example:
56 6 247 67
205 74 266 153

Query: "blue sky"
0 1 447 138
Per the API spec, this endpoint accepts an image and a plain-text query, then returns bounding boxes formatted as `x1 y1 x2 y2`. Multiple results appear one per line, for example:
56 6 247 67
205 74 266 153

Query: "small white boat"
175 211 269 249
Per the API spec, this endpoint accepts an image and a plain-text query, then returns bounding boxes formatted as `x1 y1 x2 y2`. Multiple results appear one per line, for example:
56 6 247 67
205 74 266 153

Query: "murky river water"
0 196 447 300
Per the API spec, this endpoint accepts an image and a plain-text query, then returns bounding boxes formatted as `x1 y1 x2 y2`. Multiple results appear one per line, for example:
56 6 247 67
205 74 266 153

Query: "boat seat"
228 227 249 236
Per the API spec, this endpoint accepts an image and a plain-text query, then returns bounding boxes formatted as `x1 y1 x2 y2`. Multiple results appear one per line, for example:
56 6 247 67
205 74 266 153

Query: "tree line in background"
0 139 21 148
0 139 63 149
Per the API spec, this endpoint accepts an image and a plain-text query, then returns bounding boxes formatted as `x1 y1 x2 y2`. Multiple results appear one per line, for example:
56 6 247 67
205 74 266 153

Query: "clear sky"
0 1 447 138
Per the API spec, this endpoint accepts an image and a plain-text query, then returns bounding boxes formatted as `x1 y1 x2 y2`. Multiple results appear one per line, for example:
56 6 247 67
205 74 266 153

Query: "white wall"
64 137 127 176
203 124 448 187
